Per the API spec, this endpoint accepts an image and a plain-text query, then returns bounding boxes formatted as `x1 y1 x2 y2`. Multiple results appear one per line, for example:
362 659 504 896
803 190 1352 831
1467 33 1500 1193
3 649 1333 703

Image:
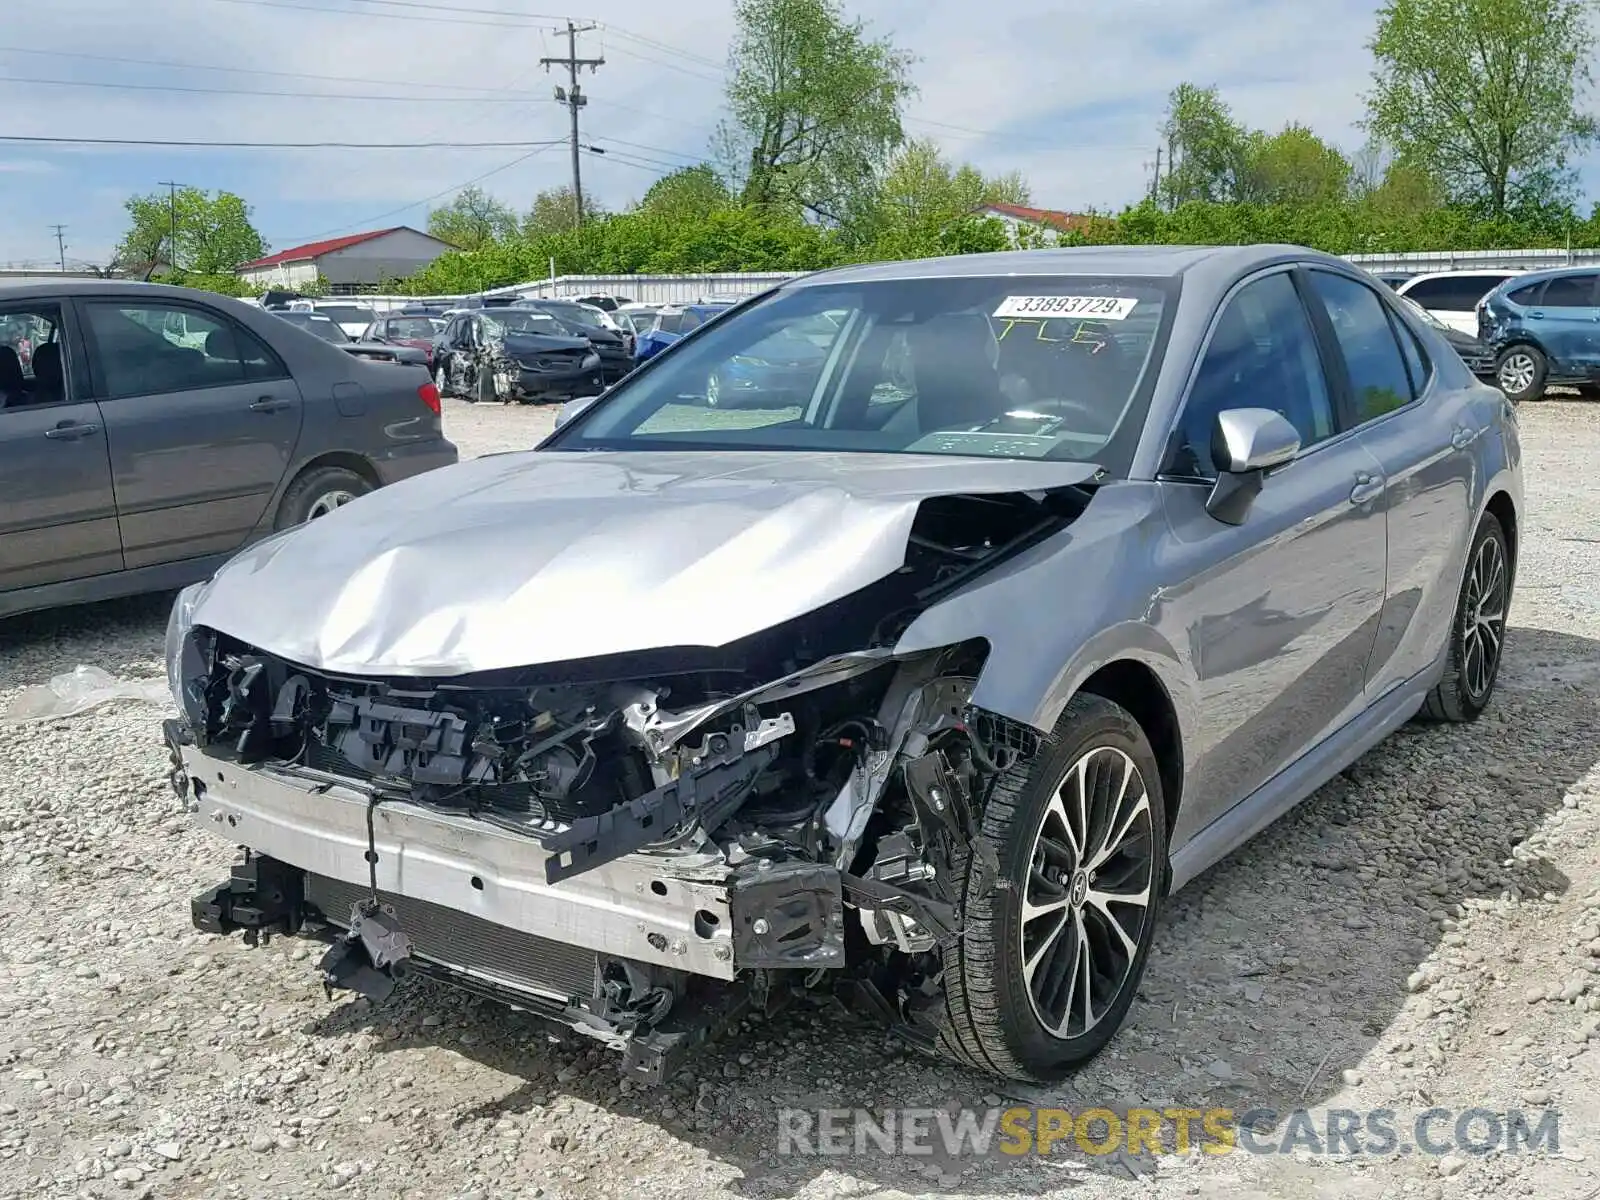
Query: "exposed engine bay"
171 486 1080 1080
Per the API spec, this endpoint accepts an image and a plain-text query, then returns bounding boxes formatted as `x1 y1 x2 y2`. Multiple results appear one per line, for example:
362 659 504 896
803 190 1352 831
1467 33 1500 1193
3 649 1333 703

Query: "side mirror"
554 393 601 430
1204 407 1301 525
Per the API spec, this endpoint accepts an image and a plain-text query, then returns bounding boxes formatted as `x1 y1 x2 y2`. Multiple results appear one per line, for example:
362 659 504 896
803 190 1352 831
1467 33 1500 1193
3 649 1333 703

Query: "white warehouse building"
235 226 455 293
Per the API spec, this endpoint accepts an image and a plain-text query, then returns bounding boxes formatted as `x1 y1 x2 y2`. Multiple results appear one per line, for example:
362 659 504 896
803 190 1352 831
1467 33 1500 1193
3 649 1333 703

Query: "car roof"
0 279 262 302
1491 264 1599 286
784 244 1348 291
1399 268 1521 283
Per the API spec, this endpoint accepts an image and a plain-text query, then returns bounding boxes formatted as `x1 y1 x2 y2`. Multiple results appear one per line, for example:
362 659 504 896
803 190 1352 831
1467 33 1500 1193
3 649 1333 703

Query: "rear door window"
1538 273 1598 308
1307 271 1417 422
83 302 284 399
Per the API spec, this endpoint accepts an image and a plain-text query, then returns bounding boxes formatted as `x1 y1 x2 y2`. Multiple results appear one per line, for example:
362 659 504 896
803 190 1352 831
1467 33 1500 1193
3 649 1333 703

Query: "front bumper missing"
173 739 740 981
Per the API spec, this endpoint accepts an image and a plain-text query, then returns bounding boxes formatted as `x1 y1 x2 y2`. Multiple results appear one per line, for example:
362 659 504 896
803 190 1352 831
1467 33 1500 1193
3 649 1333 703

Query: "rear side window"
1307 271 1415 422
84 302 285 399
1506 281 1544 305
1404 274 1511 311
1539 273 1598 307
1392 314 1430 395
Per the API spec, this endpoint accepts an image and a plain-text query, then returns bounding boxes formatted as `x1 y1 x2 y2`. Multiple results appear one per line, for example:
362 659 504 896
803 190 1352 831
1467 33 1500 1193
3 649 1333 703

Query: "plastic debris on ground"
1 664 170 725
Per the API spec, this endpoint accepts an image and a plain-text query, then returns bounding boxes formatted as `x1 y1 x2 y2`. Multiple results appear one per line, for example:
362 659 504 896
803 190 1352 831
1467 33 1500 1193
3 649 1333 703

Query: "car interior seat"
30 342 63 405
0 346 24 408
887 314 1005 435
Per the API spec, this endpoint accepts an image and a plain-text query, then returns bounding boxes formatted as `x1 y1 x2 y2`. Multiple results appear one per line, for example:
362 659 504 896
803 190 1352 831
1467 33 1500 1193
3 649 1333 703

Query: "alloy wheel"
1020 746 1156 1040
307 489 357 520
1498 352 1536 395
1461 530 1508 700
705 370 722 407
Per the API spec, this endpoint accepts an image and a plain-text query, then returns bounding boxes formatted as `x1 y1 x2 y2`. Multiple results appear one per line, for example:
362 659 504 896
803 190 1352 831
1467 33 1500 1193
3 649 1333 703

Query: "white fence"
358 271 798 313
1344 248 1600 273
345 250 1600 313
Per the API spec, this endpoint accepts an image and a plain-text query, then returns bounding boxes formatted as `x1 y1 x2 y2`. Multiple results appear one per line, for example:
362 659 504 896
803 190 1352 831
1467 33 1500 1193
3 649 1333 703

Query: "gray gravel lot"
3 397 1600 1200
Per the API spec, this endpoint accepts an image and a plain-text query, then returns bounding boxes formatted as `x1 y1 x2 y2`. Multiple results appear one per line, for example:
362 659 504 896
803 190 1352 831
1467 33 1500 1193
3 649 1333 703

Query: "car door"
78 297 306 569
1303 269 1481 697
0 299 123 595
1155 268 1388 837
1526 271 1600 375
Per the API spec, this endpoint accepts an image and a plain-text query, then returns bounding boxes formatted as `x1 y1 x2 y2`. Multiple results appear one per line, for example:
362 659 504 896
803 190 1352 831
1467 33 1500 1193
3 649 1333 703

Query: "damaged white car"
166 246 1521 1083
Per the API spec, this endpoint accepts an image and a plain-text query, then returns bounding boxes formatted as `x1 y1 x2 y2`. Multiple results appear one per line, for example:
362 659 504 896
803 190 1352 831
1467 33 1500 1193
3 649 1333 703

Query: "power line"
200 0 550 29
540 20 603 225
0 134 567 149
276 142 556 244
0 72 561 103
0 45 546 95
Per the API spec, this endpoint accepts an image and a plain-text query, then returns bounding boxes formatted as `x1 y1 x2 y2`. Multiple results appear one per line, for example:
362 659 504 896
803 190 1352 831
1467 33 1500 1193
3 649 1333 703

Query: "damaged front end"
168 483 1077 1080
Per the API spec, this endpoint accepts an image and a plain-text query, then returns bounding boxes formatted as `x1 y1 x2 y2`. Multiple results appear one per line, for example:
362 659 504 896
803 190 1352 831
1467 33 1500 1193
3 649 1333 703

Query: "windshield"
386 317 437 339
551 275 1177 472
536 303 604 330
483 311 569 337
317 305 373 325
283 313 350 343
1400 296 1451 333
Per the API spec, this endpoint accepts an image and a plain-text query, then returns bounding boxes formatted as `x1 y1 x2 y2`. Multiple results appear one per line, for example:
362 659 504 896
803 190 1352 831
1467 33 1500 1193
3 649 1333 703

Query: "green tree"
115 187 266 277
857 138 1036 255
1244 124 1352 205
427 185 519 251
718 0 916 221
1366 0 1599 215
1159 83 1253 207
522 185 601 239
637 164 734 222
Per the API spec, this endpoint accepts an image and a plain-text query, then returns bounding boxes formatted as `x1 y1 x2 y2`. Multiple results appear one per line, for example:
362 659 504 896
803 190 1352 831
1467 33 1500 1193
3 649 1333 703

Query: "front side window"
1168 272 1334 479
1308 271 1416 422
553 274 1179 474
85 303 282 399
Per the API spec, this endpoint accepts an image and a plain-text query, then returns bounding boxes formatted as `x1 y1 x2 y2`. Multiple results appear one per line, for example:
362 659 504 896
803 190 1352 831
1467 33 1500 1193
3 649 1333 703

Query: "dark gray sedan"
0 280 457 618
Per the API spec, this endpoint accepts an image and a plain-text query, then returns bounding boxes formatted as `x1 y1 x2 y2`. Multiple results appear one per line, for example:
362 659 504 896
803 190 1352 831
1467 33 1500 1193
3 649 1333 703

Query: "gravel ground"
4 396 1600 1200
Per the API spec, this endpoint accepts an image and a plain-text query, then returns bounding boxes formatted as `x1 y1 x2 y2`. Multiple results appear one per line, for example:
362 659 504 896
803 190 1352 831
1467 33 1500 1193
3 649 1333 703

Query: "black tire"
1495 345 1546 402
935 693 1167 1082
274 465 373 531
1421 512 1512 722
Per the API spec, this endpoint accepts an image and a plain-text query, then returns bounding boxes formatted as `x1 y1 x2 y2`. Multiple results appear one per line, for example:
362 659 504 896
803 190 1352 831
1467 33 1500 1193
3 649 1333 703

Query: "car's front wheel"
1421 511 1511 722
1496 345 1546 402
936 694 1166 1082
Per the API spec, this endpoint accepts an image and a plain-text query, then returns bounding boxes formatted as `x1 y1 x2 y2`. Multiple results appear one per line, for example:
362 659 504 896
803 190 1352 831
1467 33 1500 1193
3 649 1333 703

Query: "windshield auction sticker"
993 295 1138 320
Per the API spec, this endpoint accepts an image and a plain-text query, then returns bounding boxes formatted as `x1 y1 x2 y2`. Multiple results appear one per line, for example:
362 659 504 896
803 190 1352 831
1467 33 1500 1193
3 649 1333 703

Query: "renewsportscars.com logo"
776 1105 1563 1159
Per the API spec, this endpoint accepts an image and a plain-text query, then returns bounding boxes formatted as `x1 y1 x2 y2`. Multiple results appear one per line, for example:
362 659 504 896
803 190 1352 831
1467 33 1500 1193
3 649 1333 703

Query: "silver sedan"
164 244 1520 1084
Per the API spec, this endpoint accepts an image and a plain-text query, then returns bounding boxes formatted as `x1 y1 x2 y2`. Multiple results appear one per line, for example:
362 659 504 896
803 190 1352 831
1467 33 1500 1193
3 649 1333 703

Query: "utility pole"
50 225 67 271
157 180 187 272
540 21 603 226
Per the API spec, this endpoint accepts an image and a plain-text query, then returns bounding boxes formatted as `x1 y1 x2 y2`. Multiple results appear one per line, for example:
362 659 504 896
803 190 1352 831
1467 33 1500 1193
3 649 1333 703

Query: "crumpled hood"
498 331 592 356
191 449 1100 676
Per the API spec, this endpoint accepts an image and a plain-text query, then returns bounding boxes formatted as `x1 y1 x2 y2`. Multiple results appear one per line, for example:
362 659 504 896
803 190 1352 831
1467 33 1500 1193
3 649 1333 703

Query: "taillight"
417 381 440 415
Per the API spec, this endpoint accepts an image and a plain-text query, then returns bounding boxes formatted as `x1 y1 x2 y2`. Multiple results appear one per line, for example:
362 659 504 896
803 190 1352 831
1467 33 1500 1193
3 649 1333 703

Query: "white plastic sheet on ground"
1 665 169 725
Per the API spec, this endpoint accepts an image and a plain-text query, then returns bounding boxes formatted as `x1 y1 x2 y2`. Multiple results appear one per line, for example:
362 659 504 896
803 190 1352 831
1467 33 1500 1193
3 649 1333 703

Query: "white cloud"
0 0 1540 264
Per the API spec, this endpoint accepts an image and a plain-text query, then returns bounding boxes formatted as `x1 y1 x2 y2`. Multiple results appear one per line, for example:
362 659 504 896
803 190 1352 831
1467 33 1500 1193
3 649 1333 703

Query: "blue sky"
1 0 1596 268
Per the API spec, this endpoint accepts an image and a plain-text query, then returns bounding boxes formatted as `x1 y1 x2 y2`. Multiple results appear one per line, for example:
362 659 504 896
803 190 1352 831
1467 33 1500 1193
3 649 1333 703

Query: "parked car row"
1370 266 1600 401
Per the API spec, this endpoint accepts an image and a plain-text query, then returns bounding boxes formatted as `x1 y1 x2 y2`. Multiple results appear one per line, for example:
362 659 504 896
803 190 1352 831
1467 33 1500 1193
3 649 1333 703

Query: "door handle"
1349 472 1386 506
43 421 99 440
249 396 291 413
1529 311 1546 320
1451 426 1477 450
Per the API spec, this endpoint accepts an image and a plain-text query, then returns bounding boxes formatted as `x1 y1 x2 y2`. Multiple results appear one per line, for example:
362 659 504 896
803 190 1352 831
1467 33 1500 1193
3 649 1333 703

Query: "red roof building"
977 203 1095 238
236 225 455 290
